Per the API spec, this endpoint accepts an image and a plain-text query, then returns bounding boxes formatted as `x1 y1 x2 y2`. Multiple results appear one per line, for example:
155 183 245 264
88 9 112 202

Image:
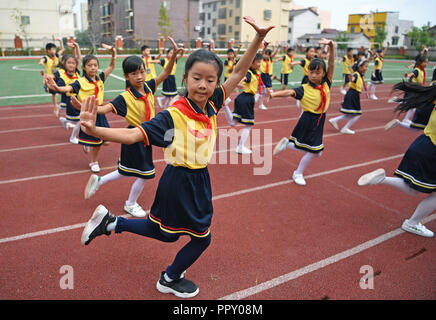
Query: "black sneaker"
81 205 116 245
156 271 199 298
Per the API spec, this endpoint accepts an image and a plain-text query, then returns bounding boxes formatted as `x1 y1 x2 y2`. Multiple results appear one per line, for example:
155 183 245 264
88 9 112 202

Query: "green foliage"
374 26 387 49
158 2 173 38
335 32 349 50
408 26 436 51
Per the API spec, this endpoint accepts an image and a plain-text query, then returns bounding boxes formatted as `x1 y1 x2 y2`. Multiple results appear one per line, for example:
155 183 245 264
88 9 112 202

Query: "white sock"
403 109 415 122
381 177 419 196
99 170 124 187
238 125 251 148
126 178 146 206
106 217 117 232
409 193 436 225
259 92 265 106
224 105 236 126
371 84 376 96
70 121 80 140
330 115 349 123
342 115 361 130
164 272 174 282
295 152 317 175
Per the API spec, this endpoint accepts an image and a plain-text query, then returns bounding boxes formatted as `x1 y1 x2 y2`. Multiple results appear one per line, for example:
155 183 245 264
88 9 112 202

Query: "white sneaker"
370 94 378 100
296 100 301 108
328 118 339 131
235 145 252 154
273 137 289 156
403 119 412 125
259 104 267 110
225 97 232 105
157 97 163 108
384 119 400 131
89 162 100 173
401 219 434 238
340 88 346 95
254 93 260 103
60 117 68 130
69 137 79 144
340 128 355 135
85 174 100 200
292 171 306 186
357 168 386 186
124 202 147 218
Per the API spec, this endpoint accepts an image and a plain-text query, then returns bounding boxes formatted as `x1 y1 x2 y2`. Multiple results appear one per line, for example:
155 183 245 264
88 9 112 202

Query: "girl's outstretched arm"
80 96 143 145
319 38 335 83
223 16 274 96
102 44 117 79
155 37 182 87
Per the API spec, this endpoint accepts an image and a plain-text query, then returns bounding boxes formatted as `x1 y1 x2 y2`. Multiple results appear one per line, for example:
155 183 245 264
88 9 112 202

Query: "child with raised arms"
79 17 274 298
80 37 181 218
358 81 436 237
367 42 389 100
280 46 296 90
338 48 354 95
46 44 116 173
270 39 335 186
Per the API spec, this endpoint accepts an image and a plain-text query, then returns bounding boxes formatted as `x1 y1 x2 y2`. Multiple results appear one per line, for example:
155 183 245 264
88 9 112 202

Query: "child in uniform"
338 48 354 95
328 59 369 135
358 81 436 238
291 46 316 108
258 42 279 110
367 43 389 100
39 38 65 118
270 39 335 186
222 44 242 110
223 53 264 154
280 47 295 90
46 44 117 173
157 47 184 109
141 45 162 82
79 17 274 299
82 37 180 218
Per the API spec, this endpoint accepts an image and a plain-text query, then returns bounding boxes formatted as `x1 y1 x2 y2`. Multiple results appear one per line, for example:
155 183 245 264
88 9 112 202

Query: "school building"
87 0 200 49
347 11 413 48
0 0 76 49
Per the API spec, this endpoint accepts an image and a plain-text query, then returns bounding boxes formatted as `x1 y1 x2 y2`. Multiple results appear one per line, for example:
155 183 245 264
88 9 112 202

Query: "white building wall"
385 12 413 48
288 10 321 45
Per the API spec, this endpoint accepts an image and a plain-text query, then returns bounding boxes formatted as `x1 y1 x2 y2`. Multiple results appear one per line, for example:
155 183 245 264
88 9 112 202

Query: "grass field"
0 55 433 107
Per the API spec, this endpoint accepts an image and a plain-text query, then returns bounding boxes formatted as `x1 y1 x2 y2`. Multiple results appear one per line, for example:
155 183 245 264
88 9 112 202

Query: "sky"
72 0 436 31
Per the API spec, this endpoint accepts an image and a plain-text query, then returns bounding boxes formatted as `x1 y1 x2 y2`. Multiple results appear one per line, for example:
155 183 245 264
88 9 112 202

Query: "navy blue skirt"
410 104 434 130
118 140 155 179
162 75 177 96
394 134 436 193
233 92 255 125
289 111 326 153
148 165 213 238
371 70 383 83
65 96 80 121
340 89 362 115
261 73 272 88
78 114 110 147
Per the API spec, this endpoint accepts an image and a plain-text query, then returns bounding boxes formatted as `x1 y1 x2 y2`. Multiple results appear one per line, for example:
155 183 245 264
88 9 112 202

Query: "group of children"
38 19 435 299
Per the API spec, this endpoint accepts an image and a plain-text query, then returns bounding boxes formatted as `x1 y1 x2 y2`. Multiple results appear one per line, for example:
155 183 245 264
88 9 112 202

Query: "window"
235 16 240 25
392 36 399 45
395 26 399 33
236 0 240 8
125 15 133 31
350 26 355 33
218 24 226 35
317 23 321 30
229 9 232 17
20 16 30 25
235 31 239 39
264 10 272 21
102 3 111 16
229 25 232 33
125 0 132 11
218 8 226 19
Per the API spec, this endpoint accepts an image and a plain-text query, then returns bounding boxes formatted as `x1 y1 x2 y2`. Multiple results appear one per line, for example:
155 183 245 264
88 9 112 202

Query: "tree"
158 2 173 39
408 26 436 51
10 8 32 53
335 31 349 50
373 26 387 49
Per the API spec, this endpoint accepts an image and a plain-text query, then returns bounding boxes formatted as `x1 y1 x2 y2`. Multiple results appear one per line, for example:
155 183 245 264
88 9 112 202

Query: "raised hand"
70 95 82 110
243 16 275 38
102 43 116 55
80 96 98 136
318 38 334 46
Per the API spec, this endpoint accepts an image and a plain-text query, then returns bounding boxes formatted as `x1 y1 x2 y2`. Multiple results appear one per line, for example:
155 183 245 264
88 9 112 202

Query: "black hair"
357 51 366 57
60 54 78 71
227 48 235 54
414 53 428 68
141 45 149 52
357 59 369 68
264 49 272 56
287 47 295 53
46 43 56 51
308 58 327 73
122 55 145 88
253 52 263 63
432 67 436 82
347 47 353 52
392 81 436 113
315 46 321 51
305 46 314 53
81 54 99 76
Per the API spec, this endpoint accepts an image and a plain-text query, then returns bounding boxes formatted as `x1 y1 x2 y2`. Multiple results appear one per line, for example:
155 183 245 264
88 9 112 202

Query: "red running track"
0 84 435 300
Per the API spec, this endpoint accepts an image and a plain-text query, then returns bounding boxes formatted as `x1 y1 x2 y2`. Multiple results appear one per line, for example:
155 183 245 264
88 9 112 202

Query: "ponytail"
392 81 436 113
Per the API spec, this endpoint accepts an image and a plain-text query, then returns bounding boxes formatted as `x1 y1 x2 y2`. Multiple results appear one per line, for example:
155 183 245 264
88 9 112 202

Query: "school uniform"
56 69 81 121
260 57 273 89
409 73 432 130
342 55 354 84
300 57 311 84
223 58 236 81
70 72 109 147
371 56 384 84
160 58 178 96
340 71 366 115
142 56 158 82
43 54 60 94
136 86 225 238
232 68 262 125
109 80 157 179
288 77 332 153
281 55 293 86
394 106 436 193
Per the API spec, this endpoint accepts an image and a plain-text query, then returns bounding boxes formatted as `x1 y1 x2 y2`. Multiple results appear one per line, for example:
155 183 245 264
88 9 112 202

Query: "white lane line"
218 212 436 300
0 125 389 184
0 153 403 244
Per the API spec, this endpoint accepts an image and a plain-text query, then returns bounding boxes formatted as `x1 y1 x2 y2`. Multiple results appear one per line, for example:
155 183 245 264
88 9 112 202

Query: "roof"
297 32 370 41
289 8 318 18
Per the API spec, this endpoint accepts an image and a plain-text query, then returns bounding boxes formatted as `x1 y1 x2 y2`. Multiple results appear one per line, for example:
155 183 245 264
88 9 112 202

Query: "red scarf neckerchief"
418 65 426 85
265 58 270 74
128 87 151 122
314 83 327 126
361 73 369 98
64 71 79 80
253 70 264 95
172 97 213 139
